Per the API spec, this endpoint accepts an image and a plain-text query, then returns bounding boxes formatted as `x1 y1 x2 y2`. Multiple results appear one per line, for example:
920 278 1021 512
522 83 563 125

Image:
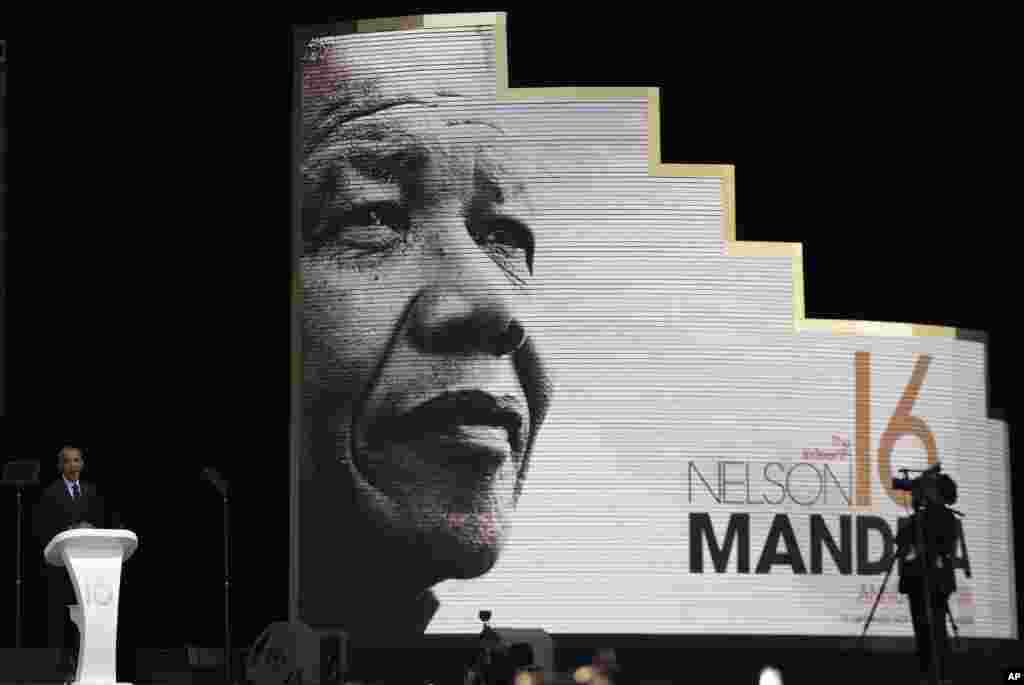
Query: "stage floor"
0 636 1019 684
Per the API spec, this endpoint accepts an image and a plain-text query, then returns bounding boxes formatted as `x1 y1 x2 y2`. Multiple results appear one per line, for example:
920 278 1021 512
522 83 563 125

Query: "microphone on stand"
200 466 236 682
201 467 230 497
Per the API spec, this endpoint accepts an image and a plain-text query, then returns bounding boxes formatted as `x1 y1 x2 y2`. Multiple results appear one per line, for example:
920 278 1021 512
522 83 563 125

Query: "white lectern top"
45 529 138 567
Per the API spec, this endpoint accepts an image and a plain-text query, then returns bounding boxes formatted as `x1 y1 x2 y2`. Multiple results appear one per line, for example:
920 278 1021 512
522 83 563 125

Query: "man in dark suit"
33 445 106 675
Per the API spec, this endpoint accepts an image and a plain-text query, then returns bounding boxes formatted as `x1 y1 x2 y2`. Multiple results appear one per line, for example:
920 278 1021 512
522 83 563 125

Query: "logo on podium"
85 578 116 607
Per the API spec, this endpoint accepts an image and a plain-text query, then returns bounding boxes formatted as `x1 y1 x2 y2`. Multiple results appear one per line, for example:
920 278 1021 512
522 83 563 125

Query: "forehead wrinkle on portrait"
307 118 510 211
302 73 457 139
302 73 440 154
303 77 528 202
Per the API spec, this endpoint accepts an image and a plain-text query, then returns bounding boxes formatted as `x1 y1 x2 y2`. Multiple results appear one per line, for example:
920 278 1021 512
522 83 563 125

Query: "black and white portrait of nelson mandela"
297 30 553 639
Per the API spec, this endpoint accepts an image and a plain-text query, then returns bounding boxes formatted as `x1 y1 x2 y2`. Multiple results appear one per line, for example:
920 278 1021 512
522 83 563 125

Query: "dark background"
1 8 1018 653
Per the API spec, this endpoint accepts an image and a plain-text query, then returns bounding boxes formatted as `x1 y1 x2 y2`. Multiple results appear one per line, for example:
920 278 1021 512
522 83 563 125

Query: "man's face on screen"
300 67 549 582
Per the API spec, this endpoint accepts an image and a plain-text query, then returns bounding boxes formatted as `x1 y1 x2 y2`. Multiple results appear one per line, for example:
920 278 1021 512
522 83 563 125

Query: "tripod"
861 505 949 685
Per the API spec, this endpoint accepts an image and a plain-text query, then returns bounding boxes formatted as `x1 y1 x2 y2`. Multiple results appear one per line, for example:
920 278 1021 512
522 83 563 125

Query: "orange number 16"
855 352 939 509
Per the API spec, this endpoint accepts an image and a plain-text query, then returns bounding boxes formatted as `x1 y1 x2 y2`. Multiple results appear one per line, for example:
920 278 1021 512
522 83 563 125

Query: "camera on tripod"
881 462 968 683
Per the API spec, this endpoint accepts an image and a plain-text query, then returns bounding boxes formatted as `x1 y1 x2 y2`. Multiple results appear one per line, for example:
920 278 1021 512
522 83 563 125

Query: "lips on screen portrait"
300 76 553 633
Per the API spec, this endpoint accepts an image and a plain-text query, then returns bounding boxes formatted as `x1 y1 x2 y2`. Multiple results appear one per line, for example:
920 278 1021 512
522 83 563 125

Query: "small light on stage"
758 666 783 685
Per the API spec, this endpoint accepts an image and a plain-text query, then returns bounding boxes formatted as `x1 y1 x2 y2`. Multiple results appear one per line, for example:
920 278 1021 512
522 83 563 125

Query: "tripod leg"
861 552 897 641
945 597 959 640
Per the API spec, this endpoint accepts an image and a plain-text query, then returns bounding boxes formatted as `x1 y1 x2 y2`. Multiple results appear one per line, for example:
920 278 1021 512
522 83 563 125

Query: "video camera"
892 462 955 509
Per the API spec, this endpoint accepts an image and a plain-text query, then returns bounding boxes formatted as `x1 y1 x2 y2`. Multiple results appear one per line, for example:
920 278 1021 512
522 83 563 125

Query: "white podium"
44 529 138 685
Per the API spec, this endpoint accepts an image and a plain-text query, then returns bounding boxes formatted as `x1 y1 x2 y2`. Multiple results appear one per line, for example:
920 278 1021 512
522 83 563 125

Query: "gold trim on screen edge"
351 13 958 340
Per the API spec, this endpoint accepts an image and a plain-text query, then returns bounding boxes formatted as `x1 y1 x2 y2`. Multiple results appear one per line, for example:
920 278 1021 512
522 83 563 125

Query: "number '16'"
82 578 115 607
854 352 938 509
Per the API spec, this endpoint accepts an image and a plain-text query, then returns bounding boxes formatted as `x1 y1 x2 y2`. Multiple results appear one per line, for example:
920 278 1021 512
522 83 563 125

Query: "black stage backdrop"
0 9 1019 651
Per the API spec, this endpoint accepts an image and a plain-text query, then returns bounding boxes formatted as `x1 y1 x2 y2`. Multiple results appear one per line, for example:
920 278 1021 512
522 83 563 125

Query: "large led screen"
291 14 1016 640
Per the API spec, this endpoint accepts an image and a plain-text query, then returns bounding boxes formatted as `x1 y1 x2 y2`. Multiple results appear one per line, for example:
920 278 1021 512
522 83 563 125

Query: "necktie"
72 482 80 499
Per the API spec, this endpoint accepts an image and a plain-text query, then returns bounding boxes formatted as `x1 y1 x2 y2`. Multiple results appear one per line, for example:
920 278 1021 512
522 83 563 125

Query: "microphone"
201 467 230 497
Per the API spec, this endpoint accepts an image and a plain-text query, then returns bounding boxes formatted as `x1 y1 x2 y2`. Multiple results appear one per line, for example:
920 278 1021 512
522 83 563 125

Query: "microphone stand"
14 486 25 649
2 460 40 651
203 468 236 685
222 491 235 685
